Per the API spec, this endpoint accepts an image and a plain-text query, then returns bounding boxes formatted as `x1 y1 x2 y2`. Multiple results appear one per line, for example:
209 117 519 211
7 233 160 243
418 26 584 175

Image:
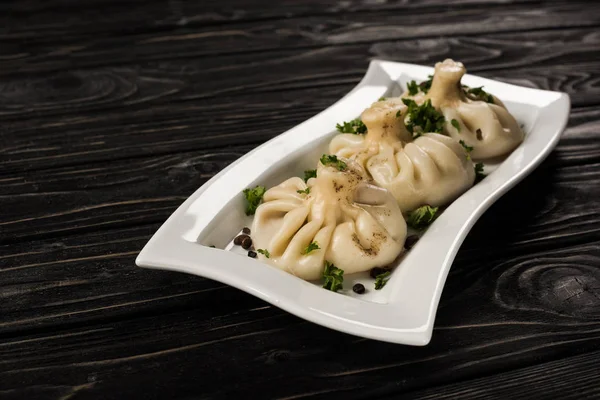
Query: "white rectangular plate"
136 60 570 345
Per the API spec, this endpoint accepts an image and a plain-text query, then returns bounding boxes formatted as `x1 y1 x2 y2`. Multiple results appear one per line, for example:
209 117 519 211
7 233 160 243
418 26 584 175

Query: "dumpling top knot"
427 59 467 107
361 98 412 144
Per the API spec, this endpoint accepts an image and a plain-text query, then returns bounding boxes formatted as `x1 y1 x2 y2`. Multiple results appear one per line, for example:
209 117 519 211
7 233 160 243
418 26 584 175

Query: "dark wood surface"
1 0 600 398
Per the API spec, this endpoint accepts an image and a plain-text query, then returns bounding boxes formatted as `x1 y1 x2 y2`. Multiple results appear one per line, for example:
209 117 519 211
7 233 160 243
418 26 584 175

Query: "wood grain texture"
2 105 600 244
2 1 598 77
1 0 600 398
1 30 600 175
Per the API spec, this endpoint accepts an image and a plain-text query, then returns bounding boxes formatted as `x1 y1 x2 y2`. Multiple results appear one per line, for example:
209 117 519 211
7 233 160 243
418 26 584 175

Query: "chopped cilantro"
243 185 266 215
401 98 445 138
378 96 386 101
323 261 344 292
297 187 310 195
407 80 419 96
374 271 391 290
475 162 486 183
304 169 317 182
465 86 494 103
303 241 320 255
320 154 347 171
407 205 440 229
451 119 461 132
336 118 367 134
257 249 270 258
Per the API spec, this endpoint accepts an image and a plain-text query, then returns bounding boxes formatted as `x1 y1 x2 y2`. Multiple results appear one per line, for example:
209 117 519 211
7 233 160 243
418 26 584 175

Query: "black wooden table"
2 1 600 399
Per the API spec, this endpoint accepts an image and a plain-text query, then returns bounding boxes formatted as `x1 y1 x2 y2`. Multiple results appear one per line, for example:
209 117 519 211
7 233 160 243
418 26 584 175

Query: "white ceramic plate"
136 60 570 345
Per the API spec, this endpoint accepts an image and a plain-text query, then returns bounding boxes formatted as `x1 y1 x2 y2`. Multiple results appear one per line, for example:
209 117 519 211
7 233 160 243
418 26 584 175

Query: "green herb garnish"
323 261 344 292
407 205 440 229
257 249 270 258
459 139 474 160
378 96 386 101
320 154 347 171
297 188 310 195
465 86 494 103
243 185 266 215
401 98 445 138
336 118 367 134
407 80 419 96
420 75 434 94
303 241 320 255
303 169 317 182
451 119 461 132
374 271 391 290
475 162 486 183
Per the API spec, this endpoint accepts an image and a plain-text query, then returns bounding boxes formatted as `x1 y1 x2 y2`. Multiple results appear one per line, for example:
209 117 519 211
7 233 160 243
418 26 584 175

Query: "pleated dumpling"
330 99 475 212
251 158 406 280
330 97 410 167
410 59 524 159
365 133 475 212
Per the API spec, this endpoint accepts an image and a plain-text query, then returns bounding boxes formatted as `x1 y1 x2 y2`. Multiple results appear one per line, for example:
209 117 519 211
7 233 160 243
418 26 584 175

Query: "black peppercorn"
242 227 251 234
353 283 365 294
234 234 249 246
248 250 257 258
404 235 419 250
370 267 386 279
241 236 253 249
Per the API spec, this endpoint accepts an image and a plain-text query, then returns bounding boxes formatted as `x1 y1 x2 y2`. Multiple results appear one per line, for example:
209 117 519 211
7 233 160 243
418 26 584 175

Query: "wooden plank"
1 104 599 244
2 139 600 324
1 27 599 119
1 3 598 75
401 350 600 400
1 30 599 175
1 235 599 398
0 0 542 39
1 104 599 243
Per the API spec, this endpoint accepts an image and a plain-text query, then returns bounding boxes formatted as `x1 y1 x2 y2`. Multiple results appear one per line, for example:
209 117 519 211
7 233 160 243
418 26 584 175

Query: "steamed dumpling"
366 133 475 212
406 59 524 159
251 159 406 280
331 97 410 163
330 101 475 212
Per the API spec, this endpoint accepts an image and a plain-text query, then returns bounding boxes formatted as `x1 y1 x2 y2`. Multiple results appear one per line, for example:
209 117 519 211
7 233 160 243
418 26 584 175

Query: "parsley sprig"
320 154 347 171
407 80 419 96
303 169 317 182
475 163 486 183
336 118 367 134
243 186 266 215
459 139 474 160
464 86 494 103
374 271 391 290
303 241 320 255
401 98 445 138
407 205 440 229
323 261 344 292
406 75 433 96
451 119 461 132
419 75 434 94
257 249 270 258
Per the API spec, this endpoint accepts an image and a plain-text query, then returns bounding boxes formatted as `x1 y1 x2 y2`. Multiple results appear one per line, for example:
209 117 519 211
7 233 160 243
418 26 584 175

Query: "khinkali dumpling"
405 59 524 159
330 101 475 212
331 97 410 163
251 159 406 280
